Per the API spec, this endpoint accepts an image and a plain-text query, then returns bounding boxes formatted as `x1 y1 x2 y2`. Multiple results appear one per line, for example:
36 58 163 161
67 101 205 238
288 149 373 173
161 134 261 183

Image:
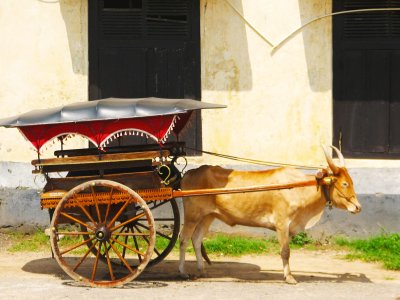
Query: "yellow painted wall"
0 0 389 167
0 0 88 161
196 0 333 167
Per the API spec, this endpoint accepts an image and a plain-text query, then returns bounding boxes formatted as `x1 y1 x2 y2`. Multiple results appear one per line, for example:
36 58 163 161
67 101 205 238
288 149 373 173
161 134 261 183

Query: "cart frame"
0 97 333 287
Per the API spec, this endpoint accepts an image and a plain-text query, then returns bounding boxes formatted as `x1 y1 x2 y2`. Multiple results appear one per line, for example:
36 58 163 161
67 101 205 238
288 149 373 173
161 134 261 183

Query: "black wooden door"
333 0 400 158
88 0 201 147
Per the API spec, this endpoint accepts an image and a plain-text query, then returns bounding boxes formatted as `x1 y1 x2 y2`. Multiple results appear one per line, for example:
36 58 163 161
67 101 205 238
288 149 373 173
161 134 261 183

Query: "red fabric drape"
18 113 190 151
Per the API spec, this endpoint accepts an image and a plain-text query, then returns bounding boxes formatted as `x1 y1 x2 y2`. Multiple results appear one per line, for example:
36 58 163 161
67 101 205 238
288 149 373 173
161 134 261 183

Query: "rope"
185 147 322 170
273 7 400 52
223 0 400 52
223 0 275 47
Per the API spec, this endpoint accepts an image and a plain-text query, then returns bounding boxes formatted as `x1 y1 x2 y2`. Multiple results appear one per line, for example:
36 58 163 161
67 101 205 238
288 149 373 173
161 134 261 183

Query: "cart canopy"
0 97 225 151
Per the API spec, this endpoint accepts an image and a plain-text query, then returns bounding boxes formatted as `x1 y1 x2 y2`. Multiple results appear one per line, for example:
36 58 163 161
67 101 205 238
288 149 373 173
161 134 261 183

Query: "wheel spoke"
111 225 127 238
110 236 145 256
58 231 95 236
73 240 98 271
91 186 102 224
135 198 180 267
136 222 171 240
91 242 101 281
109 242 135 274
60 236 96 255
150 200 171 210
134 225 161 256
133 235 142 263
122 234 128 259
111 232 150 237
110 212 145 232
104 187 114 223
107 198 132 228
77 202 97 226
155 231 173 240
60 212 96 231
105 226 126 254
137 200 169 212
104 242 115 281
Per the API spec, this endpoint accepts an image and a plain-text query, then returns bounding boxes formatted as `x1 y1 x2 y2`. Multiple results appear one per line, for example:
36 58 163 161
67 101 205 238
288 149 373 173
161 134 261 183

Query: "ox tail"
201 243 212 265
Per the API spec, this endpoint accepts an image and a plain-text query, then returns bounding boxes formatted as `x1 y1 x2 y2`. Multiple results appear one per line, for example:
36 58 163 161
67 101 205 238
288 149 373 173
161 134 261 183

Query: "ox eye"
342 182 349 188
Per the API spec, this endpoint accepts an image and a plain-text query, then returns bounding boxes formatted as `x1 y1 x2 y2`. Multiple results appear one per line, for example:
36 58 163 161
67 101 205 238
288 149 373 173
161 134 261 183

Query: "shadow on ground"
22 257 372 286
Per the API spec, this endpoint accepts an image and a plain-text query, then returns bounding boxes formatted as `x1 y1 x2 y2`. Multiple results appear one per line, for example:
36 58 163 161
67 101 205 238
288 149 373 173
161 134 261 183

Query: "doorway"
88 0 201 147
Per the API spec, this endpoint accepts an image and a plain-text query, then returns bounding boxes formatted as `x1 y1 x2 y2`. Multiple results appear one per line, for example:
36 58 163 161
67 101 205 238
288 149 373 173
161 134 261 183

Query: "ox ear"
322 145 340 175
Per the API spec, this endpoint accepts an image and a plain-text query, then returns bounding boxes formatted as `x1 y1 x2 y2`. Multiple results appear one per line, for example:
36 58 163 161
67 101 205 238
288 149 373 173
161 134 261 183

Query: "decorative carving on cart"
40 188 174 209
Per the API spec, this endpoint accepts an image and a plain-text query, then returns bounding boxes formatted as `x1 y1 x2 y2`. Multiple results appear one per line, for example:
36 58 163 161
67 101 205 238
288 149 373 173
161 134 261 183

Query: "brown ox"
178 146 361 284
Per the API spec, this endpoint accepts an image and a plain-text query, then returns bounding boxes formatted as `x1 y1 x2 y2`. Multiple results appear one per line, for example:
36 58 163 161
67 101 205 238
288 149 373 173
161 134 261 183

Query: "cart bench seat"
31 150 169 174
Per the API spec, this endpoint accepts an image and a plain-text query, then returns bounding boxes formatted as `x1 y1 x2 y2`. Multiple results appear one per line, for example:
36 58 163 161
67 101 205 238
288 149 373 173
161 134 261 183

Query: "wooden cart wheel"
80 198 180 268
139 198 180 267
50 179 155 288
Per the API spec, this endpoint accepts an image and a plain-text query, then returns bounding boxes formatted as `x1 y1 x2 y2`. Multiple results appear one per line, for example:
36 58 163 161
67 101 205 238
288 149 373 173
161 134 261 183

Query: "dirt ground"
0 234 400 300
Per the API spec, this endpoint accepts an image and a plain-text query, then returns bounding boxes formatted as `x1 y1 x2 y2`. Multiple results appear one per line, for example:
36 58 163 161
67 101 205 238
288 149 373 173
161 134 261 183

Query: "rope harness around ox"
184 147 322 170
322 181 334 210
184 147 346 210
319 175 357 210
316 174 335 210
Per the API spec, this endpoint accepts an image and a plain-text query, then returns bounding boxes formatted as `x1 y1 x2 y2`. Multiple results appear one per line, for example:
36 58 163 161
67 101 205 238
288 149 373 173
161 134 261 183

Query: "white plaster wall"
0 0 88 162
1 0 398 169
195 0 333 168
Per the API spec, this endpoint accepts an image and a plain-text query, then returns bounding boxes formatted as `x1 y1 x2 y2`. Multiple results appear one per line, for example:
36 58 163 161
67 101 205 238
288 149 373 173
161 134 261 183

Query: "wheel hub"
95 225 110 242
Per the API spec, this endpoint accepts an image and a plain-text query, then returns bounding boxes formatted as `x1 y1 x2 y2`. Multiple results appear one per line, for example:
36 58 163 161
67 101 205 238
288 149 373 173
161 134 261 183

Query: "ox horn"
322 145 340 175
330 145 345 167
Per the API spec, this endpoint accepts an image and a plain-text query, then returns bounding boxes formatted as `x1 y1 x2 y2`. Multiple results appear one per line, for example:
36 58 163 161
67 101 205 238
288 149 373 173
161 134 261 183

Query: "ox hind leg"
276 227 297 284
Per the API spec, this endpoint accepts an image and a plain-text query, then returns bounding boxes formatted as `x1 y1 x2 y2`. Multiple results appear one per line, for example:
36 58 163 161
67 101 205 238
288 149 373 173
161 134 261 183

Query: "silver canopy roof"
0 97 226 127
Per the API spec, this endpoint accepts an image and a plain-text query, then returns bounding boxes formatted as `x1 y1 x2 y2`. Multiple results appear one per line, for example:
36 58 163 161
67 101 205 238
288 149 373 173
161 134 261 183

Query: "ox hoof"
179 273 190 280
285 275 298 285
197 271 209 278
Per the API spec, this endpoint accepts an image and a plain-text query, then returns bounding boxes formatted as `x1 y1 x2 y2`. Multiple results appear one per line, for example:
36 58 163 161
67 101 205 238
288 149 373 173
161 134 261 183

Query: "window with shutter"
100 0 190 40
343 0 400 39
333 0 400 158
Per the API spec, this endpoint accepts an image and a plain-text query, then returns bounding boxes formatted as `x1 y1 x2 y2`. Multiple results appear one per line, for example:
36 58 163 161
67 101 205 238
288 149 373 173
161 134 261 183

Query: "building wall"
0 0 335 166
2 0 400 167
0 1 399 235
197 0 333 167
0 0 88 161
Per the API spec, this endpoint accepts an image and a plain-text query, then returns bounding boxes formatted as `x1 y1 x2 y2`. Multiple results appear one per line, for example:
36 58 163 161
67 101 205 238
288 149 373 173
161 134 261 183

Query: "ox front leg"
179 221 197 279
191 215 214 278
276 228 297 284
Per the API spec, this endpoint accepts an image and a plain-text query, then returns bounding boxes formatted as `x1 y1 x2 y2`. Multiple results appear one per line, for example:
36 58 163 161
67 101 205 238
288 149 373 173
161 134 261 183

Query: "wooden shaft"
172 179 319 198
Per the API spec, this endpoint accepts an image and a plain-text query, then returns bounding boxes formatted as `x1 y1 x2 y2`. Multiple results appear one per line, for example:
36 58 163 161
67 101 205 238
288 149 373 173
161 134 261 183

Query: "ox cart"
0 98 334 287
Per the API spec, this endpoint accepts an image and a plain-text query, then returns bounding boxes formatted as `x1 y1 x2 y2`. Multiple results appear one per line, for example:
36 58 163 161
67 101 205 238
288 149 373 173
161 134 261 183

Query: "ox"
178 146 361 284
